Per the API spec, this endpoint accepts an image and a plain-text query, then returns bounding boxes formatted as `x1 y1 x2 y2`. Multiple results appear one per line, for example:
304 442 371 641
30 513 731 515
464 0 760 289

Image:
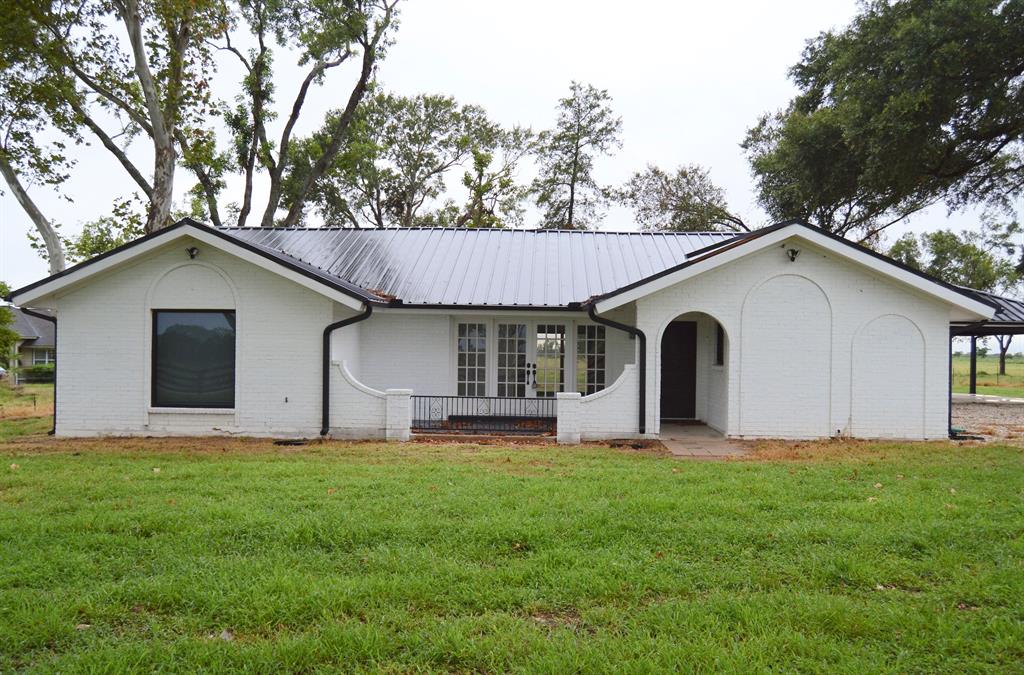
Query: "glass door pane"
497 323 528 397
534 324 566 398
456 323 487 396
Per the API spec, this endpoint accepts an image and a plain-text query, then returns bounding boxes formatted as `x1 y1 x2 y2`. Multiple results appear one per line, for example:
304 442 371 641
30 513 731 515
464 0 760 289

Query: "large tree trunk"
0 154 66 274
118 0 177 233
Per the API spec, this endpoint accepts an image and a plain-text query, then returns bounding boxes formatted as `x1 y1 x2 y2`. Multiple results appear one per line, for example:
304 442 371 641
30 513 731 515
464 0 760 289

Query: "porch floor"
659 422 747 459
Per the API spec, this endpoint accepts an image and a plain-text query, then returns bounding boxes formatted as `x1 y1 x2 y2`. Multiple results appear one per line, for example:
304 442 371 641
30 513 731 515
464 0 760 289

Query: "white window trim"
31 348 55 365
447 318 613 398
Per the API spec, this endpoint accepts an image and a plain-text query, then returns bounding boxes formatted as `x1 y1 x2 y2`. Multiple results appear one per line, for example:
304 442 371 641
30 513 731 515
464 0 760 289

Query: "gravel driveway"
952 402 1024 441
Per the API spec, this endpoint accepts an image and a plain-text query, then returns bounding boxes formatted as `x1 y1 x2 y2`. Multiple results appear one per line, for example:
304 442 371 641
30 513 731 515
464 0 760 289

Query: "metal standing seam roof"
952 287 1024 334
219 227 740 307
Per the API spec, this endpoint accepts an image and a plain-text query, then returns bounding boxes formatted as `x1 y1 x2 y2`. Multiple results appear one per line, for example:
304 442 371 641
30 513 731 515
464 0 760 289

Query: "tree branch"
69 98 153 199
0 153 66 274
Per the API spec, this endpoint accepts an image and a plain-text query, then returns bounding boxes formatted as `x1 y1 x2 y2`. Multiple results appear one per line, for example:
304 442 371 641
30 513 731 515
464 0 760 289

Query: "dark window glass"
153 311 236 407
715 323 725 366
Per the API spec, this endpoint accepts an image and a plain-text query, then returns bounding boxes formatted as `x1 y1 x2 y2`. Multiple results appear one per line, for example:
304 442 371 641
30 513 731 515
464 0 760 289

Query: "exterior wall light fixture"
186 246 199 259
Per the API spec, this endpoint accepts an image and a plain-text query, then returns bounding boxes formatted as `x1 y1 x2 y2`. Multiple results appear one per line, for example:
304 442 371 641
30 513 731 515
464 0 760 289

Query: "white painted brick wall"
578 363 640 440
53 238 333 437
45 231 952 441
385 389 412 441
555 392 581 444
629 239 951 440
328 361 387 438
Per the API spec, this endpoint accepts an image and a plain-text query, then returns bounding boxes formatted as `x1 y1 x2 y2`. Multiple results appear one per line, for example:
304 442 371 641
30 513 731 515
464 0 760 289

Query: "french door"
496 322 567 398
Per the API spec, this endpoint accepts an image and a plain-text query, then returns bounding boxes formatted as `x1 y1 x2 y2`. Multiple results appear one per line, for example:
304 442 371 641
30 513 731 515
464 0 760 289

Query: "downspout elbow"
321 304 373 436
587 303 646 435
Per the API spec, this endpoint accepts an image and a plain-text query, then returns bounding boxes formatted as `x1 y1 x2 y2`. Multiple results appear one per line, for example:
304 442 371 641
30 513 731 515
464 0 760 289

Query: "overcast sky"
0 0 1009 289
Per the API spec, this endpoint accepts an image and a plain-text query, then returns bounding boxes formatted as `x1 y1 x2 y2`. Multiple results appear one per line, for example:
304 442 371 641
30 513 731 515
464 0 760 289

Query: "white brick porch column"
385 389 412 441
556 392 582 444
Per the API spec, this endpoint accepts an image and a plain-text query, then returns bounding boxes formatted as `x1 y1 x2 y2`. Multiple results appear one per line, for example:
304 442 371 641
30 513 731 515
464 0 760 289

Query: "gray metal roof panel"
218 227 740 307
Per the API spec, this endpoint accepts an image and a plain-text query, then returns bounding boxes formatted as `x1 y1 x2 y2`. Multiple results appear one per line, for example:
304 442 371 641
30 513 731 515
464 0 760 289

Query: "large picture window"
152 310 236 408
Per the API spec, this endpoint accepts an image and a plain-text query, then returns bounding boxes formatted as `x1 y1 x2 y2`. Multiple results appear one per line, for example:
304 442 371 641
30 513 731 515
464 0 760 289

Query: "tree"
3 0 400 273
442 124 534 228
890 220 1021 373
0 282 18 370
617 164 749 232
287 92 511 228
27 196 147 266
744 0 1024 243
532 82 622 229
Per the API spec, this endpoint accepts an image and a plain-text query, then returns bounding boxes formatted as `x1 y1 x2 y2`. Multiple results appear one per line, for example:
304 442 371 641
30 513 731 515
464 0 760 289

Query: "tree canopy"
531 82 622 229
617 165 748 232
1 0 400 272
743 0 1024 241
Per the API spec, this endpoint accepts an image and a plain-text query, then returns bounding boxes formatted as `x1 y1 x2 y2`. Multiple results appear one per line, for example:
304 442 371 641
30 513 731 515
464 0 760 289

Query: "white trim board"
594 224 995 320
10 224 366 311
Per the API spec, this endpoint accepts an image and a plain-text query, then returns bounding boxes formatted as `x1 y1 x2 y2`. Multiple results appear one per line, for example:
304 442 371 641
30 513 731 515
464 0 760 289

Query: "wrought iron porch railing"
411 395 557 435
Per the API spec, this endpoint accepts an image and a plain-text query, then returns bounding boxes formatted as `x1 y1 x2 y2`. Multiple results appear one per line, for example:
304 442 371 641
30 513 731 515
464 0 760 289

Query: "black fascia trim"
591 220 1000 311
683 230 755 259
7 218 383 306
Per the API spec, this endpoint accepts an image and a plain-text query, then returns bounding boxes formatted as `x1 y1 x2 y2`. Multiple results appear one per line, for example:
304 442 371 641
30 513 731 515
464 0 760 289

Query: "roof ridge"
217 225 738 236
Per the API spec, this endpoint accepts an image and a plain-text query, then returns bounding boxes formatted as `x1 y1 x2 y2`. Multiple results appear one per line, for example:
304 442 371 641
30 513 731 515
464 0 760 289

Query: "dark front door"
661 321 697 419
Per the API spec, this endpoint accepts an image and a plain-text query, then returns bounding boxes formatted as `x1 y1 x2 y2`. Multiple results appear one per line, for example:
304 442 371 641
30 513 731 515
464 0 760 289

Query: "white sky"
0 0 1013 289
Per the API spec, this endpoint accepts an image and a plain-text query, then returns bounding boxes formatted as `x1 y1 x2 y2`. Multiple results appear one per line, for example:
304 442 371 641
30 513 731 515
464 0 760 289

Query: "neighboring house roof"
222 226 737 308
8 307 55 347
6 218 996 320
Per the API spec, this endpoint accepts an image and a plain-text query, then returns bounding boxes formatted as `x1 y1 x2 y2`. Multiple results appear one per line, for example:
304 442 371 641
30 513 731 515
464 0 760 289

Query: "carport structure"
950 288 1024 397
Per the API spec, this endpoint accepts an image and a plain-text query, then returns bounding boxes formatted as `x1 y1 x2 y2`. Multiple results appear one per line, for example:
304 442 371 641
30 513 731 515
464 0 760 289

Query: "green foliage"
888 220 1021 292
287 92 527 228
532 82 622 229
617 164 747 232
0 440 1022 670
28 196 147 265
0 282 16 369
744 0 1024 240
18 363 55 381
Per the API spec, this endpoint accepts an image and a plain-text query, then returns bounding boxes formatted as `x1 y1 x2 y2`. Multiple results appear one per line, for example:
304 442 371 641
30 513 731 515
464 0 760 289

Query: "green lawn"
0 425 1022 671
952 354 1024 398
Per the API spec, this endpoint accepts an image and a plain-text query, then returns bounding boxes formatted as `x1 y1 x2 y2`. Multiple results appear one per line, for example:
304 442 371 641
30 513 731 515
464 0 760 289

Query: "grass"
952 354 1024 398
0 422 1022 671
0 382 54 420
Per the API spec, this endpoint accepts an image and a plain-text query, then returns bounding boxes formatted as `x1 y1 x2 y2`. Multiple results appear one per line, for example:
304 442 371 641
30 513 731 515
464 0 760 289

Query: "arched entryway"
659 312 730 432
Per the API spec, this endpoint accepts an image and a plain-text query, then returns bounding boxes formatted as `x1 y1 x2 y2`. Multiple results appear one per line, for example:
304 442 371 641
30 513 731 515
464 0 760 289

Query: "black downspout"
321 304 374 436
587 303 646 435
20 308 57 436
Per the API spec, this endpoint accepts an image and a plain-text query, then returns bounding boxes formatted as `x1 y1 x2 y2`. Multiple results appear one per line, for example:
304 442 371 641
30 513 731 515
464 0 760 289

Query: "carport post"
969 336 978 395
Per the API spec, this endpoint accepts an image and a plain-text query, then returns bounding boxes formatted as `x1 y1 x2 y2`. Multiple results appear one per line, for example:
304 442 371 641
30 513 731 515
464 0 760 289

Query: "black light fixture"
186 246 199 259
785 247 800 262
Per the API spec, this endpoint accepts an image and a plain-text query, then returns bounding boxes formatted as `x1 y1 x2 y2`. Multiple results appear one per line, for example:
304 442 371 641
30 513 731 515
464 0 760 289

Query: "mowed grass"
0 428 1022 672
952 354 1024 398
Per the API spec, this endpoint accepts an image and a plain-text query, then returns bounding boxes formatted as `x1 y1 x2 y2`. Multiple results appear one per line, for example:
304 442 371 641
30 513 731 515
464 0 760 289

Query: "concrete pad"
952 393 1024 406
659 423 747 459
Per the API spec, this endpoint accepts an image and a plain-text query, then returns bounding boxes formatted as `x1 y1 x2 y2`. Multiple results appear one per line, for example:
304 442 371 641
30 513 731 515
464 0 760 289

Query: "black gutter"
19 308 56 435
321 304 373 436
587 303 646 435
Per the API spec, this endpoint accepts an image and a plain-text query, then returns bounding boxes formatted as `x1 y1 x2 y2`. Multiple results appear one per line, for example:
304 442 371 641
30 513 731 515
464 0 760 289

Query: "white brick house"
7 219 995 441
